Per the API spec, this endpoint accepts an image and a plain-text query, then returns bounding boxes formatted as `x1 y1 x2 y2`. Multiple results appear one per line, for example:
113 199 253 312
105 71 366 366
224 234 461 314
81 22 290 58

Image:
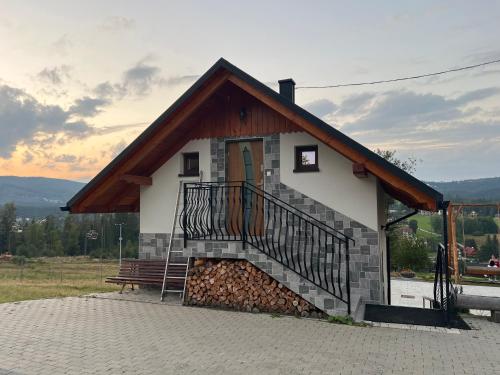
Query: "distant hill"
0 176 85 218
428 177 500 201
1 175 499 218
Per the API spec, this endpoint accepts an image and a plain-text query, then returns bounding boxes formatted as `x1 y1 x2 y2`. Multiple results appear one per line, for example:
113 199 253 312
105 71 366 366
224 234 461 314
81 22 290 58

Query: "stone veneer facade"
140 132 382 308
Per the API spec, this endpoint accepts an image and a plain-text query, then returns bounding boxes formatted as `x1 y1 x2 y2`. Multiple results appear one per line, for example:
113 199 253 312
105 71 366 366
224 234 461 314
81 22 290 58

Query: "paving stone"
3 295 495 375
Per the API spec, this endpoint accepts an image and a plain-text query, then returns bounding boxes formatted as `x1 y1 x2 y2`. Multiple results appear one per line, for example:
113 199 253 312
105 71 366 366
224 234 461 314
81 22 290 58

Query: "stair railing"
181 181 353 314
433 243 455 323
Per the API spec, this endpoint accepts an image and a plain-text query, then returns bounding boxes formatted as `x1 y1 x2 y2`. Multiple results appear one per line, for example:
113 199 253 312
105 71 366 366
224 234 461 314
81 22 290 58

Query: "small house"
64 59 444 317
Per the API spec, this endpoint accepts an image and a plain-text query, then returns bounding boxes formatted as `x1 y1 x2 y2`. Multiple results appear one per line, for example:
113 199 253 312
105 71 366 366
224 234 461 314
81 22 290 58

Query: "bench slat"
106 259 187 290
465 266 500 276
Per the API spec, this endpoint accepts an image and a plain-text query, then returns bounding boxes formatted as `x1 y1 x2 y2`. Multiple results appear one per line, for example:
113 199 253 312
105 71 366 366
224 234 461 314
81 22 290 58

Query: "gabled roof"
64 58 443 213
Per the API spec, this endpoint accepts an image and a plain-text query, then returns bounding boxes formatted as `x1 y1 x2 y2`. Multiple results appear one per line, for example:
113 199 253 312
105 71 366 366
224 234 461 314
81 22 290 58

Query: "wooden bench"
456 294 500 323
106 259 166 293
465 266 500 277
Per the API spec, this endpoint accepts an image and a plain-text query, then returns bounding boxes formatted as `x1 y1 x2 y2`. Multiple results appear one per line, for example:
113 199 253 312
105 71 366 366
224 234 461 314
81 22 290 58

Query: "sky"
0 1 499 182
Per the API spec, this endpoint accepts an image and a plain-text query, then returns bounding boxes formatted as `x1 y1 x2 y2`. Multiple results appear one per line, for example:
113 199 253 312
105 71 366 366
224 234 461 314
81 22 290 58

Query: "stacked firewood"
186 258 324 317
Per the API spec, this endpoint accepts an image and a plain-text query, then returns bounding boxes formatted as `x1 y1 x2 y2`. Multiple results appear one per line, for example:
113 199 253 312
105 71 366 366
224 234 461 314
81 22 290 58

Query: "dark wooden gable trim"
71 70 230 213
65 58 443 214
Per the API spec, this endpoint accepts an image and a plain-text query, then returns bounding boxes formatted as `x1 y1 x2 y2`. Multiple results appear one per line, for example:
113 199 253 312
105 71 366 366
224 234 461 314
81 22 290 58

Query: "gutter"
382 209 419 230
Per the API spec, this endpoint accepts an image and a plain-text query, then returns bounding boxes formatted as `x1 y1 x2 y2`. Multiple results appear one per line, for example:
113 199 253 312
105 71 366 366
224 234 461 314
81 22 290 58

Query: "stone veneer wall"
210 134 381 305
139 233 183 261
139 133 382 305
182 240 351 315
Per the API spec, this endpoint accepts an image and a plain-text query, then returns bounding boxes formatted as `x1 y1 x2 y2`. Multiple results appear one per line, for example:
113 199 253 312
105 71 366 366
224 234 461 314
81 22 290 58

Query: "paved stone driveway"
0 296 499 375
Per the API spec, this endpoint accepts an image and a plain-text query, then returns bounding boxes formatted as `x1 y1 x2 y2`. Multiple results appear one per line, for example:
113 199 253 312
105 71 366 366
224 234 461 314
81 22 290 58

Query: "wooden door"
226 140 264 236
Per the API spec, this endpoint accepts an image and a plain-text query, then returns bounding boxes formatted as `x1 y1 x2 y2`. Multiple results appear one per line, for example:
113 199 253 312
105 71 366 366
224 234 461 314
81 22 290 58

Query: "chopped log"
186 258 324 317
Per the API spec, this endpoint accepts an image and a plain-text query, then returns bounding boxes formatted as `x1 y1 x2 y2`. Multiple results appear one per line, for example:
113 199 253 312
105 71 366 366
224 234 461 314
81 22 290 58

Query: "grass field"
412 214 500 244
0 257 120 304
412 214 433 233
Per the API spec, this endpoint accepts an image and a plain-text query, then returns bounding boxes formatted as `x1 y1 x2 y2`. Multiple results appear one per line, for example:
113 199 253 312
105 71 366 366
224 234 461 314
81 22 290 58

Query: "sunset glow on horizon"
1 1 500 182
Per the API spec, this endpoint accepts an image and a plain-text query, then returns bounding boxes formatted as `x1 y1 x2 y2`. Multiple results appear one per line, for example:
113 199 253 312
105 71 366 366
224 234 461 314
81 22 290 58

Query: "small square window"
294 145 319 173
181 152 199 176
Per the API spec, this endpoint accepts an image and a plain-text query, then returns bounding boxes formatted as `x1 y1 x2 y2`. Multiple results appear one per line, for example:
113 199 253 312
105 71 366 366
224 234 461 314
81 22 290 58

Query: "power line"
295 58 500 89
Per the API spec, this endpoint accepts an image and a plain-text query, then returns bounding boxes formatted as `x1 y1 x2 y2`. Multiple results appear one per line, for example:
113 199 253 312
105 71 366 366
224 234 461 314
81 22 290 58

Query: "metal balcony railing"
180 181 353 313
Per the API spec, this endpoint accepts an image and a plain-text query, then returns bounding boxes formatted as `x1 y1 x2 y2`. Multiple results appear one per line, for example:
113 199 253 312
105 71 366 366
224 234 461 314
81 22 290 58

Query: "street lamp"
115 223 124 266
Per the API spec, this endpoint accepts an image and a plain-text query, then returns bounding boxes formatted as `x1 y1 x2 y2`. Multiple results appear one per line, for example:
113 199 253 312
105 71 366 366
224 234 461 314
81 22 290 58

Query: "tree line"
430 215 499 237
0 202 139 259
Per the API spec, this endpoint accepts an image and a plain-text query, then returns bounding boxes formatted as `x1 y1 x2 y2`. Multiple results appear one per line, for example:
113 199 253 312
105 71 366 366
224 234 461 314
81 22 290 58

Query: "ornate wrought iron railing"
181 181 353 313
433 243 455 321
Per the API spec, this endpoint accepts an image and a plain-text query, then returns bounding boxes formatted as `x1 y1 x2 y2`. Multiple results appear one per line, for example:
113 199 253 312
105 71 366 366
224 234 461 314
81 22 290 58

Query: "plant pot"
400 270 415 279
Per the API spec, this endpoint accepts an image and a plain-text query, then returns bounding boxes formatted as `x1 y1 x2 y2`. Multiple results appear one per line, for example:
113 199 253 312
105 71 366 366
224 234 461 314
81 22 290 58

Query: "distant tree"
390 234 431 272
0 203 16 252
375 149 418 175
62 215 81 256
376 149 420 214
478 235 499 262
408 219 418 234
457 217 498 236
3 210 139 259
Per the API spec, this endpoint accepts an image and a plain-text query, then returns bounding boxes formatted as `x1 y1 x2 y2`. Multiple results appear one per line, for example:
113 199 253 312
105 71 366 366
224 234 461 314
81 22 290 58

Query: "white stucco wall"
140 139 211 233
280 132 379 231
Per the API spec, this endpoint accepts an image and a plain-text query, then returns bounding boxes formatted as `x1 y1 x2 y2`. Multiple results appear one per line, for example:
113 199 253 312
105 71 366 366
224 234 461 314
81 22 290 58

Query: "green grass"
413 214 432 232
0 256 120 304
327 315 370 327
411 214 441 240
410 271 500 287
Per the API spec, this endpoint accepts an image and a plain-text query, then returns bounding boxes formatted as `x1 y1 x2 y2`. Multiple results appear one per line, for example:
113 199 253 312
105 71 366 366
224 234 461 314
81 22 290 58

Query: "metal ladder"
160 180 190 302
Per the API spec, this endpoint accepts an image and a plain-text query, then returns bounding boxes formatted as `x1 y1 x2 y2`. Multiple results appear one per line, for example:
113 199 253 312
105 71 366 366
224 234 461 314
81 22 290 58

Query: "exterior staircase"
180 181 359 317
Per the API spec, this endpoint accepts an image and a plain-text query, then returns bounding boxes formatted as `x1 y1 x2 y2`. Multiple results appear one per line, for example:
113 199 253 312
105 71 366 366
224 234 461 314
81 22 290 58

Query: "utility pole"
115 223 124 266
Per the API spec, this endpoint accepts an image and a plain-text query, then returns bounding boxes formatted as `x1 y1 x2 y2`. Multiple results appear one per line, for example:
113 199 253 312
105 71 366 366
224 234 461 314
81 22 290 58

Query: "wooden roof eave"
69 70 231 213
65 58 443 214
226 74 440 212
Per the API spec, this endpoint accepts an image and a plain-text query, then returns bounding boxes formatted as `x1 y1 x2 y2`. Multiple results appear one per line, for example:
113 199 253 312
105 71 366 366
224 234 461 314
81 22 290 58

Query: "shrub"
11 255 27 266
391 235 431 272
430 215 443 235
408 219 418 234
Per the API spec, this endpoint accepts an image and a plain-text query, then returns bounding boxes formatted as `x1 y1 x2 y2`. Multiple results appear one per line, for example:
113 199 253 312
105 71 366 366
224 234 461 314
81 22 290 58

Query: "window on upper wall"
294 145 319 172
180 152 199 176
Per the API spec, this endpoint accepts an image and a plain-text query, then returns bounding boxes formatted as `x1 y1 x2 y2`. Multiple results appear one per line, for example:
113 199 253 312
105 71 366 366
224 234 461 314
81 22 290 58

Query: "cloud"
329 88 500 180
69 96 110 117
454 87 500 106
304 99 338 118
303 93 376 119
336 92 375 115
22 151 33 163
96 122 147 135
109 140 127 158
92 81 127 100
51 34 72 56
0 84 94 158
92 58 199 100
163 75 199 86
54 154 77 163
99 16 135 31
342 87 500 133
122 60 162 96
465 49 500 64
37 65 71 85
